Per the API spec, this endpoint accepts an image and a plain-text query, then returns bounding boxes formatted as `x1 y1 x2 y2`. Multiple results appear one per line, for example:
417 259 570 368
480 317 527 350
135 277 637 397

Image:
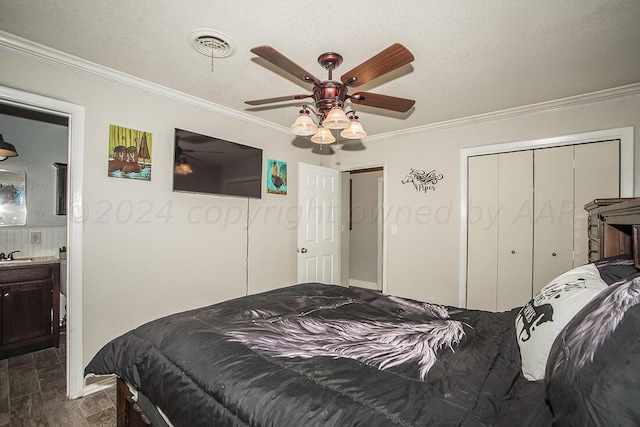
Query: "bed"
85 198 640 426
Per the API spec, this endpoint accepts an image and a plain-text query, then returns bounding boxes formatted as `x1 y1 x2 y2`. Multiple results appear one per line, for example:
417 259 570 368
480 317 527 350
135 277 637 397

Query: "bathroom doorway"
341 166 384 292
0 85 86 398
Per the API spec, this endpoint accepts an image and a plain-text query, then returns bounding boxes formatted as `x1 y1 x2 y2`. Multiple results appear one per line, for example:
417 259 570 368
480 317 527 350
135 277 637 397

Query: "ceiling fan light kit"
246 43 415 145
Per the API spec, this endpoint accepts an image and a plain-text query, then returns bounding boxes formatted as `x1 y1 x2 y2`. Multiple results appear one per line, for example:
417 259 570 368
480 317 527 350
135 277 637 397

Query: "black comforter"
85 283 547 426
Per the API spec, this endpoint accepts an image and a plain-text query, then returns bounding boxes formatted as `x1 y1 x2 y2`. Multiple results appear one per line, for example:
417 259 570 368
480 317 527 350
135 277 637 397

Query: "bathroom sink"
0 258 34 265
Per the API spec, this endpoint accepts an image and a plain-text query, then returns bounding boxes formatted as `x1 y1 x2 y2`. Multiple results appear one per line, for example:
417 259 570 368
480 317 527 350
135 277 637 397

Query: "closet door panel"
574 140 620 266
497 150 533 311
467 155 499 311
533 146 574 293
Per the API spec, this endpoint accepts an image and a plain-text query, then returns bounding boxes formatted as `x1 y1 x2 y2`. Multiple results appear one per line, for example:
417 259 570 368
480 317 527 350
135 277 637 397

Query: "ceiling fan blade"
251 46 321 85
341 43 414 87
245 94 312 106
349 92 415 113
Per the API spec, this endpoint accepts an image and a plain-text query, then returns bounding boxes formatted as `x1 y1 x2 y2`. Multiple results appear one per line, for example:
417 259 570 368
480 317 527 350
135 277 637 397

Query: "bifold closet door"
467 140 620 311
496 150 533 311
467 155 499 311
532 146 574 294
467 151 533 311
573 140 620 266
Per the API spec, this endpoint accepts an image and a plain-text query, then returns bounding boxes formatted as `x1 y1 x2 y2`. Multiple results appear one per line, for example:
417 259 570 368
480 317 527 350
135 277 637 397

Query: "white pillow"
515 264 606 381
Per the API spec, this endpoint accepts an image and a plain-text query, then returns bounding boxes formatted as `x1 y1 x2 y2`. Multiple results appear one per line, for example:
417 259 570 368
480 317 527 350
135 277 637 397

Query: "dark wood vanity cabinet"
0 262 60 359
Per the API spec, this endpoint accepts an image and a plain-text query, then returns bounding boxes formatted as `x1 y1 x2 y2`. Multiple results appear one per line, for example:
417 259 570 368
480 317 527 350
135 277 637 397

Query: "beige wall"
2 42 638 369
332 94 640 305
0 48 318 367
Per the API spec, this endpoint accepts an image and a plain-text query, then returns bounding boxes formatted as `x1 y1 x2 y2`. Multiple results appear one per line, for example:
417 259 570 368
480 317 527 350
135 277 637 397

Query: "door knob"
511 250 516 254
298 248 308 254
552 253 557 257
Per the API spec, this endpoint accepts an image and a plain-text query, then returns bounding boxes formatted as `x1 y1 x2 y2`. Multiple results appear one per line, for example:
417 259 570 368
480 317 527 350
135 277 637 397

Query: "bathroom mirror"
0 169 26 226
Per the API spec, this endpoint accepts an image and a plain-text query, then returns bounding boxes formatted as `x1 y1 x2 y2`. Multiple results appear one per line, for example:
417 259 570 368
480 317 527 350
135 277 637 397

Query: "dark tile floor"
0 334 116 426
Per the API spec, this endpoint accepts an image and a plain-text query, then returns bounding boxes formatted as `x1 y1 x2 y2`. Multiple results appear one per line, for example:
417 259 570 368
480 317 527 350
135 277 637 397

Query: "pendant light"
290 107 318 136
340 113 367 139
310 126 336 144
0 134 19 161
322 105 350 129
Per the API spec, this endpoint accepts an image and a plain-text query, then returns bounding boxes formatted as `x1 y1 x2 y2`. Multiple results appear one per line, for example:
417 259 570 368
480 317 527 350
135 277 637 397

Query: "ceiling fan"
245 43 415 143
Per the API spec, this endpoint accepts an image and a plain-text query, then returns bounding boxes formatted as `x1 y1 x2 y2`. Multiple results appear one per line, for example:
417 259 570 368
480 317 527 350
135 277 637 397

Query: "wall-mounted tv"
173 128 263 198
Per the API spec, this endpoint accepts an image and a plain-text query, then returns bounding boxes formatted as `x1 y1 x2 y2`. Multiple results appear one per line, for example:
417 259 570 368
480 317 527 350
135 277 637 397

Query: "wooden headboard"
587 198 640 267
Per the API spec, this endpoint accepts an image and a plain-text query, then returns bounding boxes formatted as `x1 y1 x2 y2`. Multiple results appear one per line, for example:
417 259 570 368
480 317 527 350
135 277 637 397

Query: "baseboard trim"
349 279 380 290
83 375 116 397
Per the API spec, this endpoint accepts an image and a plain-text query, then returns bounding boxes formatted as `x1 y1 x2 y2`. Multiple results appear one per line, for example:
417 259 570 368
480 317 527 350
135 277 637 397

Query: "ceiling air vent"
188 29 236 59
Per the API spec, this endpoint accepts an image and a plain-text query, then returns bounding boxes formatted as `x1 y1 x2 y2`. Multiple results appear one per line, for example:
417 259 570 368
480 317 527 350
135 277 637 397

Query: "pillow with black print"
546 273 640 425
514 263 607 380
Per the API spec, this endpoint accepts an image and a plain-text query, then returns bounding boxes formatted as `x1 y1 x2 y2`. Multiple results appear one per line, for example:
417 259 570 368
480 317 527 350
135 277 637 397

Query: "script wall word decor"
108 124 152 181
401 168 444 192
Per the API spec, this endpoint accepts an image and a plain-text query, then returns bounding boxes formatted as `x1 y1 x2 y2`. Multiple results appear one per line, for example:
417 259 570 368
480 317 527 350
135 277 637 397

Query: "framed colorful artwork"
108 124 152 181
266 159 287 195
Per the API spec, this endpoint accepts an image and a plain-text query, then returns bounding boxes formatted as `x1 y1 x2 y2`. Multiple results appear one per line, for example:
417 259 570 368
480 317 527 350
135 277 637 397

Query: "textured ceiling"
1 0 639 137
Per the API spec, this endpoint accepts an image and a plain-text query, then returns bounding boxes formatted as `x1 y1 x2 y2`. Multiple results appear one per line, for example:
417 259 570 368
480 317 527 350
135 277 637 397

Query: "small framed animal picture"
108 124 152 181
266 159 287 195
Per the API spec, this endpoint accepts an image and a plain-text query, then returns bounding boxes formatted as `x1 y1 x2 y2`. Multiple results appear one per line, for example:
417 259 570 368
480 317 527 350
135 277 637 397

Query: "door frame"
336 159 389 294
0 85 85 398
459 126 635 307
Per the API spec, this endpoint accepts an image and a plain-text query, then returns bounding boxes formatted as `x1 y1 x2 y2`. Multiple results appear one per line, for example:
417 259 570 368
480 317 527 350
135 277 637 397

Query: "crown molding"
365 82 640 143
2 31 638 143
0 31 290 135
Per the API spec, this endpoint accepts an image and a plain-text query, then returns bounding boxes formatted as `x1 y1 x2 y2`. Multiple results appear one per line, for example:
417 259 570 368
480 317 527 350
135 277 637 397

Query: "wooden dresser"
586 198 640 263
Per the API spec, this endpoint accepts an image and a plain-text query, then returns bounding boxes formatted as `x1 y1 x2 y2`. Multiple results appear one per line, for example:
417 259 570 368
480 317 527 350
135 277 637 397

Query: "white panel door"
574 140 620 266
497 150 534 311
298 163 340 284
467 155 499 311
533 146 575 293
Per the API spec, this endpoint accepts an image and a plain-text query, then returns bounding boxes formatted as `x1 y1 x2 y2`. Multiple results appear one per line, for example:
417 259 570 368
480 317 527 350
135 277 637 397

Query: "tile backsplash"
0 227 66 258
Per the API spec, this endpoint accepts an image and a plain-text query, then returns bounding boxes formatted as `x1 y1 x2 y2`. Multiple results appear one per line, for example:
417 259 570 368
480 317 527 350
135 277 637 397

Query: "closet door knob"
511 250 516 254
552 253 557 257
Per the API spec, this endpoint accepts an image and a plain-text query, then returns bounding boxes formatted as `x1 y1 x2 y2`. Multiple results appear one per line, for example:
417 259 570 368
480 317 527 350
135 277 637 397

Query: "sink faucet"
0 250 21 261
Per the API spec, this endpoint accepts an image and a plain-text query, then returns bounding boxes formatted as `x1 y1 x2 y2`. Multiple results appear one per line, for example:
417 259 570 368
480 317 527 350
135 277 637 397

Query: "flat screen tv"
173 128 263 198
